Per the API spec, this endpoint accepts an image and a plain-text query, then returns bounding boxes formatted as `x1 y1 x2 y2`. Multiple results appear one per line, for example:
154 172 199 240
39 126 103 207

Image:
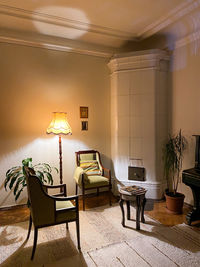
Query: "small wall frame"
80 106 88 118
81 121 88 131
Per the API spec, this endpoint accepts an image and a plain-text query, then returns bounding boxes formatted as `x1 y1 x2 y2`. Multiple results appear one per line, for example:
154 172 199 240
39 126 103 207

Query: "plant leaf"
43 163 51 172
6 166 21 177
13 176 25 195
5 167 22 190
44 171 53 185
9 172 22 190
22 158 32 167
15 188 23 201
53 167 59 174
35 170 44 182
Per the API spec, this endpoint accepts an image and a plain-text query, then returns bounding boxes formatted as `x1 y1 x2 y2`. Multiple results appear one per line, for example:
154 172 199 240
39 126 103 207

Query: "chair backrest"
25 167 55 227
76 150 103 176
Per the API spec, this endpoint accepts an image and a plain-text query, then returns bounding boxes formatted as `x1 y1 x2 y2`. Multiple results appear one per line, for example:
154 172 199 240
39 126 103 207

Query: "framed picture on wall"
81 121 88 131
80 106 88 118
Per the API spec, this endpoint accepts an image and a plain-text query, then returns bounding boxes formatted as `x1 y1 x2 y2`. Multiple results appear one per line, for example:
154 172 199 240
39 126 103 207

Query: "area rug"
0 204 200 267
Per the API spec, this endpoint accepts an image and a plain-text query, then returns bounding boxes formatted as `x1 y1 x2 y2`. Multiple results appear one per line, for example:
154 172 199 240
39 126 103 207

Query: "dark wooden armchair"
74 150 112 210
25 167 80 260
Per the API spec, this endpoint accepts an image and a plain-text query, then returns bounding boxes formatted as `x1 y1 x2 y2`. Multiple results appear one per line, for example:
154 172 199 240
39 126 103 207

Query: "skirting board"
113 178 167 200
0 203 27 211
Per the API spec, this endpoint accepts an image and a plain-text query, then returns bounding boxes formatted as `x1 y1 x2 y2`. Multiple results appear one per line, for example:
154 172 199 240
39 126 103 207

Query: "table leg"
126 201 130 220
141 197 146 223
136 196 141 230
119 198 125 227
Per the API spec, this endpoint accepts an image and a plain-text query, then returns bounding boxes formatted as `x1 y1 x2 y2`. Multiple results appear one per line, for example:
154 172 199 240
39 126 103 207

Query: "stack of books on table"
120 185 147 195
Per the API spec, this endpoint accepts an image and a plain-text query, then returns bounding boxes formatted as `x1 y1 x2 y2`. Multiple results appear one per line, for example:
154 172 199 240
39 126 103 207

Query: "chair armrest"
43 183 67 196
74 167 89 185
102 167 111 180
41 184 78 204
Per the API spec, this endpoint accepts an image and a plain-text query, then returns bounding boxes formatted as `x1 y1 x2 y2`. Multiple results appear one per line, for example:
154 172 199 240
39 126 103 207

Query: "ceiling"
0 0 200 57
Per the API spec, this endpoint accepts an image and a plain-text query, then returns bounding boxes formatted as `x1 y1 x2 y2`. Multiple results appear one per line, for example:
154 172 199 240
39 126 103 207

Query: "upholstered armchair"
74 150 112 210
25 167 80 260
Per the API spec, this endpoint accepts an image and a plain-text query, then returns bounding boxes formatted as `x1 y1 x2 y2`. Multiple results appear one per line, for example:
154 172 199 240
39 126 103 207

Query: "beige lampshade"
46 112 72 135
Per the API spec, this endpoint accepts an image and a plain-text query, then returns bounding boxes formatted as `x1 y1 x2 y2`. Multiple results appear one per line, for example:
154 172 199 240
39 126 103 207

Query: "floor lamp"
46 112 72 185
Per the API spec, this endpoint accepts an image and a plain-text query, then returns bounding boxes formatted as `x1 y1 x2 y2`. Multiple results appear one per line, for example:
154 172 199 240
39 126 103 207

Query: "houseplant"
163 129 188 214
4 158 58 202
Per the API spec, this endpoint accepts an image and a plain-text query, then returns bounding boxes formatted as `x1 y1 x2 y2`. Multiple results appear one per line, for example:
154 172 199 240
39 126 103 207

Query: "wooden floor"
0 192 193 226
145 200 192 226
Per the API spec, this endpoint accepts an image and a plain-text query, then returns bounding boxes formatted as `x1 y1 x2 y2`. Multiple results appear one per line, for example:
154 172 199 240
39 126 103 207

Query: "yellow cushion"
56 200 74 210
56 200 76 223
85 175 109 189
80 160 101 176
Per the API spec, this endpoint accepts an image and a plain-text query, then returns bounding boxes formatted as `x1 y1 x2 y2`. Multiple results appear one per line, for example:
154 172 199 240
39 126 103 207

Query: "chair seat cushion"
56 200 76 223
84 175 109 189
56 200 74 210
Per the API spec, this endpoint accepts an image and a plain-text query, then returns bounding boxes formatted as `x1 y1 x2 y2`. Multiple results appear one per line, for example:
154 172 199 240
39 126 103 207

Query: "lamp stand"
59 134 63 184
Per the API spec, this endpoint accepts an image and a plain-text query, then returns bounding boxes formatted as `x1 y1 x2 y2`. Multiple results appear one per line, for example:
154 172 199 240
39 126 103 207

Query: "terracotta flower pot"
165 192 185 214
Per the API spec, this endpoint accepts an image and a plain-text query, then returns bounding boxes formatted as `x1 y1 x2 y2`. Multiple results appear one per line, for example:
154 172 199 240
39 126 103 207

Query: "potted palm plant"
163 129 188 214
4 158 58 202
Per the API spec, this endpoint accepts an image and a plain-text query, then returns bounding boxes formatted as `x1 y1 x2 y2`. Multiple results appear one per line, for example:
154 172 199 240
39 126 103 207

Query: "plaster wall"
171 41 200 205
0 43 110 208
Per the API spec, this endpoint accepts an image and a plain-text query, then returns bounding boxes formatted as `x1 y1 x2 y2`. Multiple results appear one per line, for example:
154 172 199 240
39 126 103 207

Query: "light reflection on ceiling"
33 6 89 40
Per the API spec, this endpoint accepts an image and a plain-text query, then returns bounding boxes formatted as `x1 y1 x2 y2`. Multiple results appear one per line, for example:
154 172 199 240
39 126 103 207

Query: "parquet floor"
0 192 192 226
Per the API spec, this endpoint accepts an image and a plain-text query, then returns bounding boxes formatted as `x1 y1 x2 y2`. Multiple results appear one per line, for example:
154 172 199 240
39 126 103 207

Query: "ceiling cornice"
0 1 199 53
108 49 170 73
0 4 135 40
0 34 113 58
175 27 200 49
138 0 200 39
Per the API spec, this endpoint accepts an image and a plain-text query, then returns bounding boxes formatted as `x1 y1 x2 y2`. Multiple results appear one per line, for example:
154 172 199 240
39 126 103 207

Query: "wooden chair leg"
31 227 38 260
66 223 69 230
82 188 85 211
76 219 81 250
75 184 78 195
26 214 32 240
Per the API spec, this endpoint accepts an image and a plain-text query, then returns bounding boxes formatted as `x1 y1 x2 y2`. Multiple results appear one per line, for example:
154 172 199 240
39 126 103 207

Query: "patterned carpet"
0 204 200 267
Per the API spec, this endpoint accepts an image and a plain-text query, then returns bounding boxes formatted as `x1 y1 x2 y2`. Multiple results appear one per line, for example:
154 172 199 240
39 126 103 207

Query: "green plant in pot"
4 158 58 203
163 129 188 214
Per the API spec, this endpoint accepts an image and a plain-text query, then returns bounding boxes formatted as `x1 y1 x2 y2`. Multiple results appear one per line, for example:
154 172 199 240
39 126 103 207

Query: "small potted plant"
163 129 188 214
4 158 58 203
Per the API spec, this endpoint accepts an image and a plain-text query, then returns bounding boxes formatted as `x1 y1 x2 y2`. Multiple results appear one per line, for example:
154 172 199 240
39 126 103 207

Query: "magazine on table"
120 185 147 195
